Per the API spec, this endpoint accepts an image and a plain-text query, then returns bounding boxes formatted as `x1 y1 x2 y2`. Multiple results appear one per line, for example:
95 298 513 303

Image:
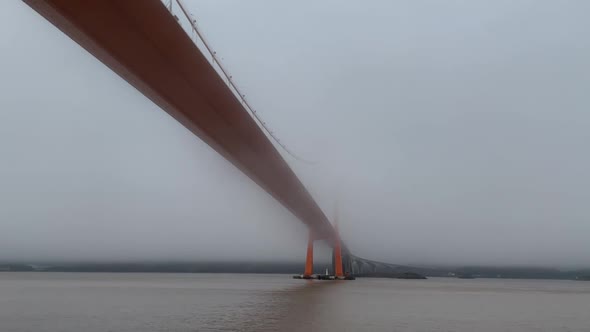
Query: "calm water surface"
1 273 589 331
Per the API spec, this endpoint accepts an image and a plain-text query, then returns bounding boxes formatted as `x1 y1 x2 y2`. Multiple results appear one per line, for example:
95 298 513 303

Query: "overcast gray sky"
1 0 589 267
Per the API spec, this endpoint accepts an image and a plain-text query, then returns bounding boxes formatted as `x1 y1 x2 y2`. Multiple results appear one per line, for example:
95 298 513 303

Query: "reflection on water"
235 279 339 332
1 273 589 332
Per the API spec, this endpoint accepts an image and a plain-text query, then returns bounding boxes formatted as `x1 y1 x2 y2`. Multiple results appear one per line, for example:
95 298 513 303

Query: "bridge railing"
161 0 235 97
159 0 311 163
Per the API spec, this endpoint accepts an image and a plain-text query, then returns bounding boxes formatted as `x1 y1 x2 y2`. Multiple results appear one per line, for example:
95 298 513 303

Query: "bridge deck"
24 0 336 241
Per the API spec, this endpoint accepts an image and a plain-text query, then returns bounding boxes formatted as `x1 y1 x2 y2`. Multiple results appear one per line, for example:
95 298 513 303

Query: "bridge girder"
23 0 337 242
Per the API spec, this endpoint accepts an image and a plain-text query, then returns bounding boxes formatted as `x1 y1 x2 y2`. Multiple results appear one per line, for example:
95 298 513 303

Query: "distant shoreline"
1 262 589 281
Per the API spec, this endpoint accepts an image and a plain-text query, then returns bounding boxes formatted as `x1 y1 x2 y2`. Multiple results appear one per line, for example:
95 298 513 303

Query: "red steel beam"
23 0 336 241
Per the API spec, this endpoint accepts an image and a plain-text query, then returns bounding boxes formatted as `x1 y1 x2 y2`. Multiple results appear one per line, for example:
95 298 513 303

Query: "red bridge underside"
24 0 337 242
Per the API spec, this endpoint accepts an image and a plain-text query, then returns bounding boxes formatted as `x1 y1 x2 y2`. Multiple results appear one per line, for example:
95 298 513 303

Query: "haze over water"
1 273 589 332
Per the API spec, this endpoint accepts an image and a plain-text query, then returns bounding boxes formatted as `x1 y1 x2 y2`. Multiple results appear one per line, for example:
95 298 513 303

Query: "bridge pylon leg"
333 236 344 278
304 231 314 277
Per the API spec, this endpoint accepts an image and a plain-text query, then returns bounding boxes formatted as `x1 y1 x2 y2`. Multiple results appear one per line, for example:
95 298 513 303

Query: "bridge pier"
293 231 354 280
333 232 344 278
304 231 314 277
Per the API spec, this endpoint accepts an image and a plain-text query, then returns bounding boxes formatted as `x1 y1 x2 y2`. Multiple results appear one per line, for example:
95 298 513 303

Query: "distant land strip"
1 262 590 280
